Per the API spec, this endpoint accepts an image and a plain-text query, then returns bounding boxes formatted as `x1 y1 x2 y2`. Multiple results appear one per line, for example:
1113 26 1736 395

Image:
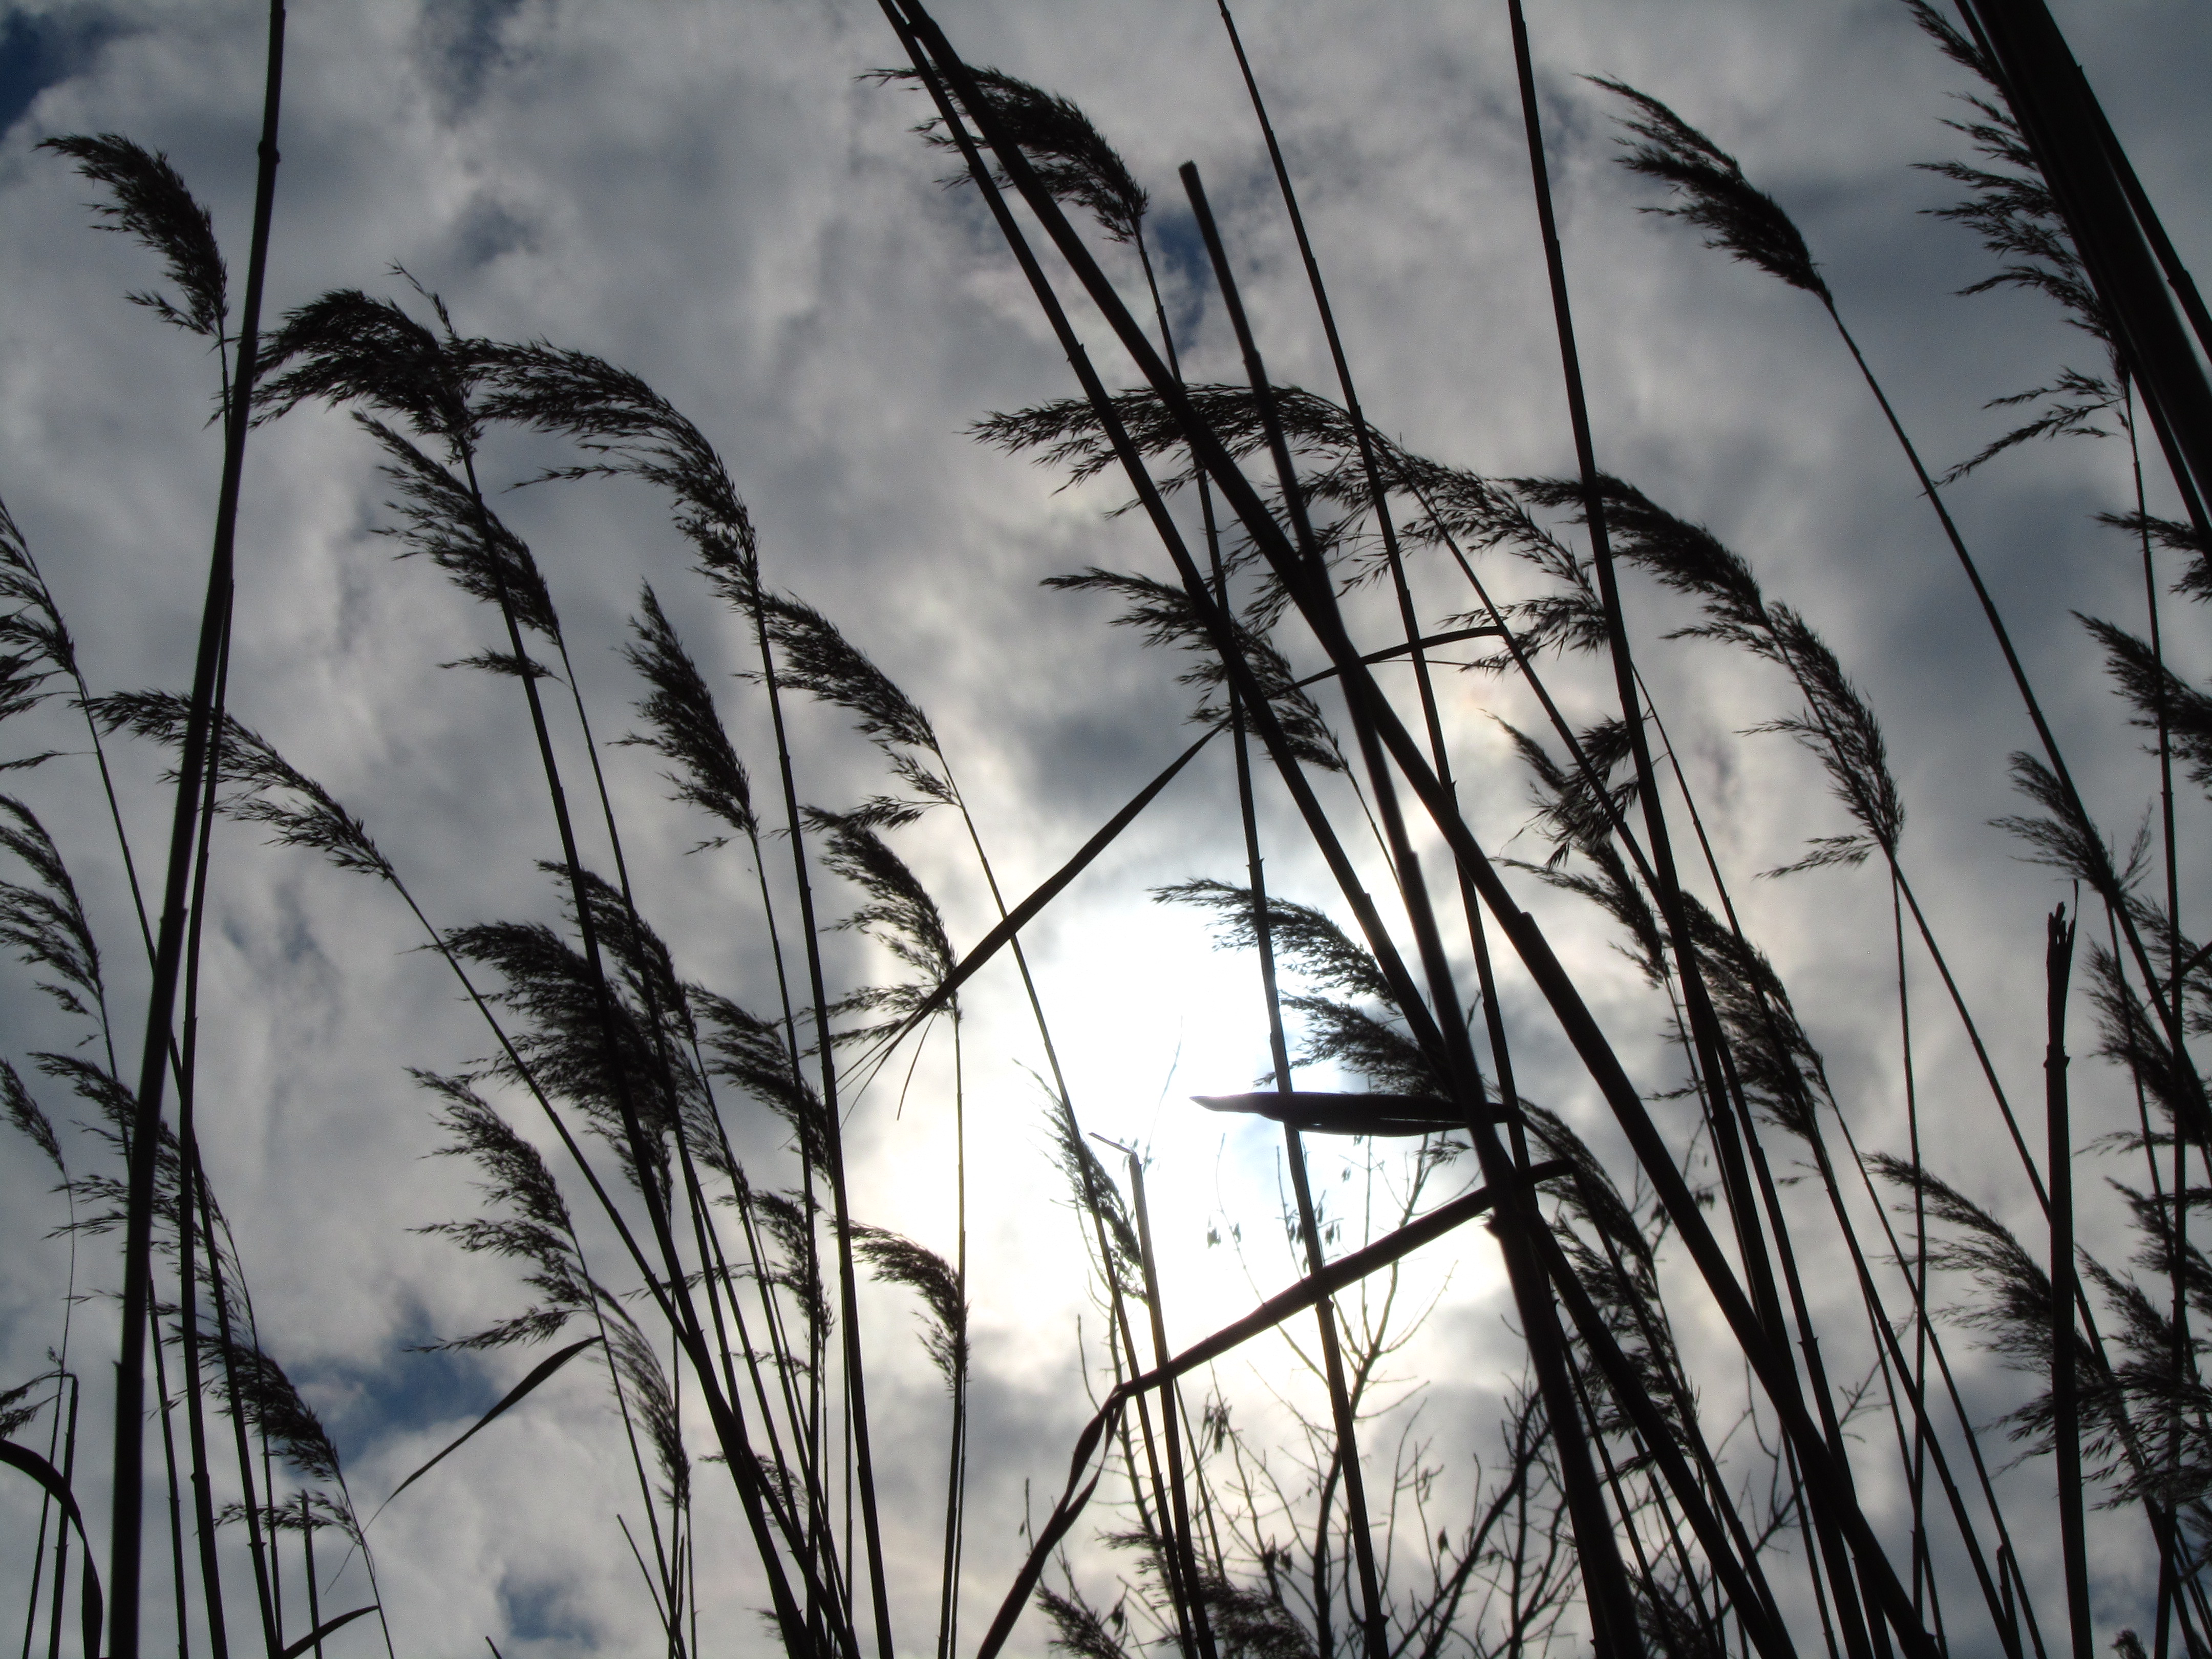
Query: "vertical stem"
2045 905 2091 1659
745 563 892 1659
1126 1153 1219 1659
301 1499 323 1659
1895 876 1929 1624
111 12 283 1653
937 1013 968 1659
199 1155 279 1659
44 1376 79 1659
152 1311 191 1659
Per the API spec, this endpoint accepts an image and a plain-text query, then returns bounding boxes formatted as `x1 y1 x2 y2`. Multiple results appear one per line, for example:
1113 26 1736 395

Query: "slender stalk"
152 1308 191 1659
43 1375 79 1659
301 1498 323 1659
936 1012 968 1659
1124 1151 1219 1659
739 544 892 1659
198 1148 279 1659
111 13 284 1652
2044 906 2091 1659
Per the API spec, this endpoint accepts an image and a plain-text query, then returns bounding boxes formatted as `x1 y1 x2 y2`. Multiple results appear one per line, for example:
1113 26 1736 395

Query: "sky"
0 1 2208 1655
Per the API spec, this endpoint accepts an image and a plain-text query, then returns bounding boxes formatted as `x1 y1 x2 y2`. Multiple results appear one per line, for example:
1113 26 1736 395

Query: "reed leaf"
382 1339 599 1502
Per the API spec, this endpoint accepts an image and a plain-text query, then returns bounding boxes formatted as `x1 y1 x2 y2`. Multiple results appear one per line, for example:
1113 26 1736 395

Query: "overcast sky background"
1 0 2208 1654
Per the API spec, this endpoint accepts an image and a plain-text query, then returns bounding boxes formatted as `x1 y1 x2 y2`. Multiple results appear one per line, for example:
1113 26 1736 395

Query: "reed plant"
3 2 2208 1657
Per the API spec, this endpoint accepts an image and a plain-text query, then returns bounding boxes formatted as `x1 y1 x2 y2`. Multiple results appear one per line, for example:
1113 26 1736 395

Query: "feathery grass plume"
1516 473 1905 868
88 690 400 882
1866 1156 2143 1483
744 1188 832 1342
1043 1094 1144 1303
472 342 756 575
982 383 1608 661
2073 1198 2212 1509
1676 899 1832 1142
1033 1582 1133 1659
0 1370 58 1439
1192 1573 1315 1659
442 897 685 1200
805 807 956 1044
0 797 106 1025
443 899 687 1173
1522 1103 1696 1452
413 1072 605 1351
2101 509 2212 602
0 504 64 737
1497 722 1665 983
604 1313 689 1509
871 64 1148 246
3 1056 63 1171
0 496 72 718
2079 614 2212 797
1044 568 1346 772
620 585 756 847
256 288 483 457
356 417 561 643
1500 714 1641 862
208 1336 344 1485
849 1225 967 1384
1157 878 1438 1097
1897 0 2124 480
744 591 964 832
44 1049 189 1242
1993 751 2150 910
692 990 828 1181
2081 939 2208 1161
1589 79 1828 303
39 134 228 339
751 586 939 750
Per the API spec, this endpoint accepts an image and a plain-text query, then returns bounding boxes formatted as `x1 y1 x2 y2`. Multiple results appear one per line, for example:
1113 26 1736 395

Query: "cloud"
0 0 2206 1654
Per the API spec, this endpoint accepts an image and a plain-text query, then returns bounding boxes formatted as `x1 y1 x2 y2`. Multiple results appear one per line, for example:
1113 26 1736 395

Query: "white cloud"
1 0 2205 1654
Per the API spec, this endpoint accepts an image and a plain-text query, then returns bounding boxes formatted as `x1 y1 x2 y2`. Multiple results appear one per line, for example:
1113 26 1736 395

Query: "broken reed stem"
2044 907 2091 1659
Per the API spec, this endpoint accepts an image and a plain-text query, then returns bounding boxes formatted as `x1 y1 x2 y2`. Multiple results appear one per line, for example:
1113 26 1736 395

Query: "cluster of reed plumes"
4 1 2210 1658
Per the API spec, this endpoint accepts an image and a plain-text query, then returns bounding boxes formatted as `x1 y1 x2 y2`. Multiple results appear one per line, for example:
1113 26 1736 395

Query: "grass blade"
374 1336 603 1512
